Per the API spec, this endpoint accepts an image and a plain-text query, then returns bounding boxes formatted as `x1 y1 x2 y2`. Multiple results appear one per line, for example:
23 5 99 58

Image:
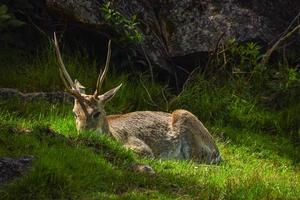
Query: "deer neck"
97 116 111 135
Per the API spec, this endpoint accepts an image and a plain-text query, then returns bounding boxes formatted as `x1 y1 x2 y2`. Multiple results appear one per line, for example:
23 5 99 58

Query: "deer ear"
74 79 86 94
98 83 122 103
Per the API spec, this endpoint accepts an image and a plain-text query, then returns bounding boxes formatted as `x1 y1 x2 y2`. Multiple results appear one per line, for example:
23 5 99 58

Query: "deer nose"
81 124 88 130
76 123 88 132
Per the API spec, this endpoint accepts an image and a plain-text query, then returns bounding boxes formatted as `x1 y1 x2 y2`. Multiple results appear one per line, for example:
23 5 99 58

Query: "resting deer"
53 33 221 164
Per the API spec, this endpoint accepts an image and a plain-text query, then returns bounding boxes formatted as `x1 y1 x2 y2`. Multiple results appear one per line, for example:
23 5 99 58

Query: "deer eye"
93 111 101 119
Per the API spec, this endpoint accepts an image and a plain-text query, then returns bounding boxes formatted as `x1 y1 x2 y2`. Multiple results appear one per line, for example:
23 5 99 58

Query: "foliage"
1 38 298 137
0 2 26 47
0 3 24 31
175 74 300 137
0 46 169 113
190 38 300 137
101 2 143 44
0 33 299 199
226 39 263 73
207 38 300 97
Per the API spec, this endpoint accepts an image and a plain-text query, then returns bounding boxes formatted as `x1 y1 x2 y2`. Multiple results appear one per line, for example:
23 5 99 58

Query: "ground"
0 99 299 200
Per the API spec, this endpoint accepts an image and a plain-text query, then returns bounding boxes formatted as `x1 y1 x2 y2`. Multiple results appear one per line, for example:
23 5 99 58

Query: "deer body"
106 110 221 163
53 33 221 164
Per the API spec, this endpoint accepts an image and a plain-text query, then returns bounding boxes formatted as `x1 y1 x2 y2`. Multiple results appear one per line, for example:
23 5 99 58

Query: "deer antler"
53 32 84 102
94 40 112 98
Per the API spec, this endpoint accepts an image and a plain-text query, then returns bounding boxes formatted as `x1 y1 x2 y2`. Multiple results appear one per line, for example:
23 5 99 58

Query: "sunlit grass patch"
0 99 299 199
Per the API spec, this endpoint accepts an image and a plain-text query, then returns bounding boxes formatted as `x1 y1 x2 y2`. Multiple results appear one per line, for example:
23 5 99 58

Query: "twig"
262 11 300 65
204 32 225 73
139 74 161 109
269 11 300 46
16 9 50 40
261 24 300 65
221 44 227 68
175 64 190 74
161 86 169 112
141 44 154 84
167 65 201 108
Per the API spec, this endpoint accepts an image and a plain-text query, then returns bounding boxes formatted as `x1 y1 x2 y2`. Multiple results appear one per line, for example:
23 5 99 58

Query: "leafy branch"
101 2 143 43
0 4 24 31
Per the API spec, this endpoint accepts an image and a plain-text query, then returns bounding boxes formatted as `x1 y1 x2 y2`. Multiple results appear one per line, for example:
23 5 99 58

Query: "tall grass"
175 74 300 138
0 45 170 113
174 40 300 138
1 42 126 92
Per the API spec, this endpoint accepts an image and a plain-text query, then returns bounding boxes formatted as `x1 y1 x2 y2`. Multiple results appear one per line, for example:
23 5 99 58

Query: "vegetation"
0 37 299 199
176 38 300 138
0 3 24 46
0 1 299 197
101 2 143 43
0 45 169 112
0 3 24 30
0 98 299 199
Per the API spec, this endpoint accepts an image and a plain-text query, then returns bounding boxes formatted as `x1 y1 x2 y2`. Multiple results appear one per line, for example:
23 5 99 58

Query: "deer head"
53 32 122 132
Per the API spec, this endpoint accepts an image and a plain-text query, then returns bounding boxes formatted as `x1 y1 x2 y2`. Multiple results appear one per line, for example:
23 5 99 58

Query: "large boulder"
46 0 300 72
157 0 300 57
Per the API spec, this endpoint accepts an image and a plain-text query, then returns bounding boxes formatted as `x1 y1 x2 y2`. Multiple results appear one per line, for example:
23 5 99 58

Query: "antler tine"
94 40 112 97
53 32 84 101
53 32 75 89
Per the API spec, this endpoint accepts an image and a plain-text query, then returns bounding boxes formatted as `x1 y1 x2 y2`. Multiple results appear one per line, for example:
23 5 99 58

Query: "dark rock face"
47 0 102 24
163 0 271 56
0 156 34 185
46 0 300 71
139 0 300 57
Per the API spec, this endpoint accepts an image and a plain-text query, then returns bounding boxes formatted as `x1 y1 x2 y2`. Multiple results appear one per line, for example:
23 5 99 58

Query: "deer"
53 33 221 164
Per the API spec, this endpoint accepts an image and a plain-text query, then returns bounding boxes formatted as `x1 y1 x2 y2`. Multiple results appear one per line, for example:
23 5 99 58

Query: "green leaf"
0 5 8 16
0 14 10 21
7 19 25 27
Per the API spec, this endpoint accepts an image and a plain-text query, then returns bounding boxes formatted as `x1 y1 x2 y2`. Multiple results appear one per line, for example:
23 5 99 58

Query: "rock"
46 0 300 73
0 88 73 103
0 156 35 185
130 163 156 175
162 0 272 56
0 88 21 99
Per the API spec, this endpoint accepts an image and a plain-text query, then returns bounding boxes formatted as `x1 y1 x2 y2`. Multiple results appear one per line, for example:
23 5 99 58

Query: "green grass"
176 75 300 137
0 44 299 199
0 99 299 200
0 46 170 113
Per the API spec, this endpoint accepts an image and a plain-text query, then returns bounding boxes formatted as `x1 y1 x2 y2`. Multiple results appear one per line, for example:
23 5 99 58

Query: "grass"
176 75 300 138
0 98 299 199
0 46 170 113
0 44 299 199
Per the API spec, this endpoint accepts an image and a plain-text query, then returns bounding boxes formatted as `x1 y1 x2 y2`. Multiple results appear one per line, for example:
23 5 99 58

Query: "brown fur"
54 35 221 164
73 92 221 164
